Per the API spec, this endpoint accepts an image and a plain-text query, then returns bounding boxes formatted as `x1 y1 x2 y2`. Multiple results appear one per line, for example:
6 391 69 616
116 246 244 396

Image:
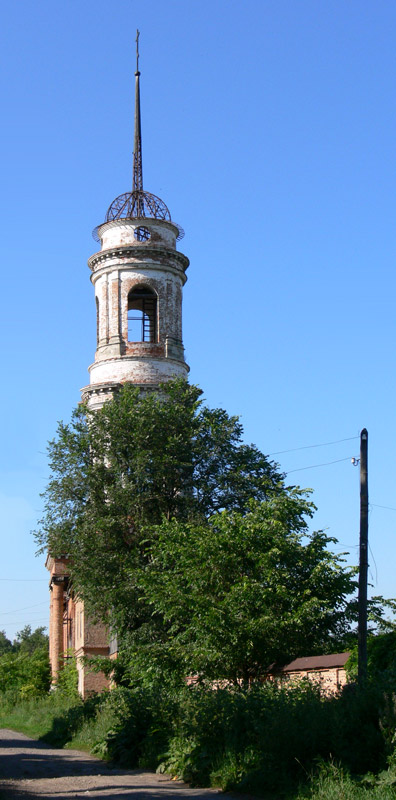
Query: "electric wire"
2 618 48 626
0 601 48 616
0 578 47 582
285 457 351 474
268 435 358 457
369 542 378 587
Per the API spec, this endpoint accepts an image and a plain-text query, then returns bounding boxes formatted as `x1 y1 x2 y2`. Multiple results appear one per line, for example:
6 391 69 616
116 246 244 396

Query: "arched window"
96 296 99 345
127 286 157 343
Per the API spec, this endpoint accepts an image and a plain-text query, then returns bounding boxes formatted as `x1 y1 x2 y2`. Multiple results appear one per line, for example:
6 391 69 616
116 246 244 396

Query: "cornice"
80 381 120 398
88 245 189 273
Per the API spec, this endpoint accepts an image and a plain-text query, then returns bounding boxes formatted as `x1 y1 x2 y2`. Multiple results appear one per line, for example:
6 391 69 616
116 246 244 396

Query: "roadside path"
0 729 222 800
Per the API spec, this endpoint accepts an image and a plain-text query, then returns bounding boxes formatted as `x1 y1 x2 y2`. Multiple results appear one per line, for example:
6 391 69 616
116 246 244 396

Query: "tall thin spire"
133 29 144 214
96 30 184 241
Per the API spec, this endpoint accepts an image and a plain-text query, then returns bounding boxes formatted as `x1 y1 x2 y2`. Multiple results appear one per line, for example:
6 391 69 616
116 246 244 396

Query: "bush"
0 648 50 697
55 654 79 698
49 679 393 794
87 686 177 766
2 678 396 797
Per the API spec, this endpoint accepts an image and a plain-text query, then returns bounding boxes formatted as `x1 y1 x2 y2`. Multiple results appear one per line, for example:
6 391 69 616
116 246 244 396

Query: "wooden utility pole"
358 428 368 687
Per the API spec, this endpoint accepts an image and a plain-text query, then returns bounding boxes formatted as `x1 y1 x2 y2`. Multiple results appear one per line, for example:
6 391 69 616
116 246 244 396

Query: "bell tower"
48 34 190 697
81 31 189 410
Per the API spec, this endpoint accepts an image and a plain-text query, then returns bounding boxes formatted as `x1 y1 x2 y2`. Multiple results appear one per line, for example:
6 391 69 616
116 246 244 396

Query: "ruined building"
46 38 190 696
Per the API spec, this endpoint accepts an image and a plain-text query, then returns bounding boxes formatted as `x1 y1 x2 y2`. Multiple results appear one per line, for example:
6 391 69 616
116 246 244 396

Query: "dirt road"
0 729 222 800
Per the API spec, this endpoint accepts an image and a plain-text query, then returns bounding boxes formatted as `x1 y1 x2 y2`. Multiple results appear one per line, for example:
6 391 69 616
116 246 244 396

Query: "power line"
286 457 351 474
1 619 49 627
0 602 48 616
0 578 47 582
370 503 396 513
269 435 358 457
0 603 49 625
369 542 378 587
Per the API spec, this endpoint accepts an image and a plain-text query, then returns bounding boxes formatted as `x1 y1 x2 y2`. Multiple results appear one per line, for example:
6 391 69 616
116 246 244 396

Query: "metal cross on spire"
133 29 144 211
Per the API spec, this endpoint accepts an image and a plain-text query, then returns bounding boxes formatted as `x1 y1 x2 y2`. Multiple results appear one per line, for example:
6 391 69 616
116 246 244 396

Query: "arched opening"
96 296 99 345
127 285 157 343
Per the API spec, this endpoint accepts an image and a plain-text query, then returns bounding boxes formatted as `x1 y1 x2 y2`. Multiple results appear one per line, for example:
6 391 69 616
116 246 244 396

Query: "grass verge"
1 682 396 800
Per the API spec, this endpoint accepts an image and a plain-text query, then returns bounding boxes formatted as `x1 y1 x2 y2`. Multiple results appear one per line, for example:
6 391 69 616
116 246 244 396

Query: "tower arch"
127 284 157 343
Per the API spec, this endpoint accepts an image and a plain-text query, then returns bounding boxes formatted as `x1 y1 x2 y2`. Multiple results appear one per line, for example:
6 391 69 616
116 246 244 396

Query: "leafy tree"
34 380 366 685
14 625 48 654
0 649 50 696
35 380 284 628
0 626 50 696
0 630 13 655
347 630 396 681
128 492 357 684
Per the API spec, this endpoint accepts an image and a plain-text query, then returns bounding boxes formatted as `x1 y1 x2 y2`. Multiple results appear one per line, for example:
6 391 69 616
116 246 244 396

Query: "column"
50 577 65 683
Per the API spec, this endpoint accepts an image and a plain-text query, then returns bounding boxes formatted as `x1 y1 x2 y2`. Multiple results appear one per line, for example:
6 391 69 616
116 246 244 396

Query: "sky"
0 0 395 641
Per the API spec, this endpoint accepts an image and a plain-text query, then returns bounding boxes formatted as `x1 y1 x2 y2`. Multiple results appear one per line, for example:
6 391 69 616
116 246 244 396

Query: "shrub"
2 677 396 797
55 653 79 698
0 648 50 697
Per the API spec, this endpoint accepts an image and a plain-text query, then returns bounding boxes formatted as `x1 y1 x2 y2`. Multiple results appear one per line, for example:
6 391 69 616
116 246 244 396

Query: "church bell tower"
48 34 190 697
81 32 189 410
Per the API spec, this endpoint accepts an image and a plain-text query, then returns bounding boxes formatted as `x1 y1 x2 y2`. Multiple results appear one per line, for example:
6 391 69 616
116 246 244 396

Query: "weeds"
296 761 396 800
1 679 396 798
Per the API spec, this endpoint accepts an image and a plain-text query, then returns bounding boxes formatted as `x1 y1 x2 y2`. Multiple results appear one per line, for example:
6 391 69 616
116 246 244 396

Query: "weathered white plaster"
97 218 178 250
89 356 188 386
84 215 189 393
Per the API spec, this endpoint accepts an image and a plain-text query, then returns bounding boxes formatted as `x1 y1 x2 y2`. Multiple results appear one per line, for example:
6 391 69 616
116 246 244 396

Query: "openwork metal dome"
92 189 184 243
106 189 171 222
92 32 185 244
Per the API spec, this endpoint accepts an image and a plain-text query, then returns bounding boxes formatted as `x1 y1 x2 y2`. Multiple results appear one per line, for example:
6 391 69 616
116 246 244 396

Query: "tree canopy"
35 380 359 684
35 381 284 616
0 626 50 697
0 630 13 656
15 625 48 655
119 492 357 684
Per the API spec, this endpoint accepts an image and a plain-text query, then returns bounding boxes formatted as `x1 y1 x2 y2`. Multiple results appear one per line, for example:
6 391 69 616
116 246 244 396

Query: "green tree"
35 380 363 685
14 625 48 654
35 380 284 630
0 649 50 696
0 630 13 655
347 629 396 681
0 626 50 696
130 492 357 684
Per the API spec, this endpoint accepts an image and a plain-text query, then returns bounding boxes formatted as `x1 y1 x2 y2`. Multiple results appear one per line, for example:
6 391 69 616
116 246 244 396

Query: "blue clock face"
134 226 151 242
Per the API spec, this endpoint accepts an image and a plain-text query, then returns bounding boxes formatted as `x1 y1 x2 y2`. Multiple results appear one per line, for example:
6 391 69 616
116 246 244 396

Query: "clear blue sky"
0 0 395 641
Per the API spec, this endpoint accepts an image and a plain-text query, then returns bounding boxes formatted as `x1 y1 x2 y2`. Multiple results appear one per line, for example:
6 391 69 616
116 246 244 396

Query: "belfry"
83 34 189 409
47 34 190 695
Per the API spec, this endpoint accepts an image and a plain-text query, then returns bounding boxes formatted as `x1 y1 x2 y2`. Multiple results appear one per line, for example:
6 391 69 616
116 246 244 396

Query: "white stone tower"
48 33 190 696
81 33 189 410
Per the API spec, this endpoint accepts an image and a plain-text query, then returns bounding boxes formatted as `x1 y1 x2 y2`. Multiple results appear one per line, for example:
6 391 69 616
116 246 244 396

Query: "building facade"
271 652 350 695
47 39 190 696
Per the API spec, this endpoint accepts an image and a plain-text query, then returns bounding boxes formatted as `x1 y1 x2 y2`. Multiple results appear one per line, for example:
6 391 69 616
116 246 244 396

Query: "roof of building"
280 652 350 672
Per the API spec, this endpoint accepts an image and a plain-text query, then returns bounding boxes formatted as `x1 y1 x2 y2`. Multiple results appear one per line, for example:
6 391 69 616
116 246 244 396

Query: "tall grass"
1 678 396 798
296 761 396 800
0 691 94 745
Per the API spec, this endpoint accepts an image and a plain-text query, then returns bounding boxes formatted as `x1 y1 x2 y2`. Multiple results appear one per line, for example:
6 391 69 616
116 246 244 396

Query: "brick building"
271 652 350 695
47 39 190 696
